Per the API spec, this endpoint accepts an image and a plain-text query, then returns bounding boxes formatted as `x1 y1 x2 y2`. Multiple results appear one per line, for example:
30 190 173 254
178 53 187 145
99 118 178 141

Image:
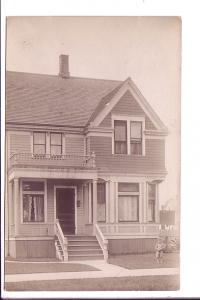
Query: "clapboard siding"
99 90 156 130
108 238 157 254
90 136 165 173
65 135 84 155
10 132 31 155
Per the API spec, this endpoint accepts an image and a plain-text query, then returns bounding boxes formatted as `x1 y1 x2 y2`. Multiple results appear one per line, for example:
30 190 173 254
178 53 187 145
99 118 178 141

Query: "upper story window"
33 132 63 156
113 116 145 155
50 133 62 155
130 121 142 155
114 120 127 154
33 132 46 154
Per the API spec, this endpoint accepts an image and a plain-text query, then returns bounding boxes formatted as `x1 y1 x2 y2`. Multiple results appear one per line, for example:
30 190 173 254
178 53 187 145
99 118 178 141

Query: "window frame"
112 115 145 156
118 182 140 223
130 121 143 155
20 179 47 224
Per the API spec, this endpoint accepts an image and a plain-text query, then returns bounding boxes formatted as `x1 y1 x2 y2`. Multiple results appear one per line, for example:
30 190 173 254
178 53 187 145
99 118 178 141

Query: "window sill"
21 222 46 224
112 153 145 157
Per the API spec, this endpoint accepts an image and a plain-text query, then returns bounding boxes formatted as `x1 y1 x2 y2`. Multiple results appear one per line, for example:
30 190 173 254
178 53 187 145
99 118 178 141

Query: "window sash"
33 132 46 154
118 195 139 222
23 194 44 222
50 133 62 155
114 120 127 142
118 182 139 193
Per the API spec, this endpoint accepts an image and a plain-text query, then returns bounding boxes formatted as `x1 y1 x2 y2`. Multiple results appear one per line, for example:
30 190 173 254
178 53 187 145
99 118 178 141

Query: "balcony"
9 152 96 170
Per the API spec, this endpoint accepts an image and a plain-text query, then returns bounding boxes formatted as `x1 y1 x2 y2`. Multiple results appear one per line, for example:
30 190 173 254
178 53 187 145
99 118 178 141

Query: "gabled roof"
6 71 121 127
6 71 167 133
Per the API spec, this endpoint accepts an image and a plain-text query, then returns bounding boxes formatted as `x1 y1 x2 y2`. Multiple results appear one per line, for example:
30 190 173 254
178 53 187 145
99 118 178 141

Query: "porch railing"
98 223 160 236
10 152 96 169
55 219 68 261
95 224 108 261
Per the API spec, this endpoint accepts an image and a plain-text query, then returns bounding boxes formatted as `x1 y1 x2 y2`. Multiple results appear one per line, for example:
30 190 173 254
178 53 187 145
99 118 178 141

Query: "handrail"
55 219 68 261
95 223 108 261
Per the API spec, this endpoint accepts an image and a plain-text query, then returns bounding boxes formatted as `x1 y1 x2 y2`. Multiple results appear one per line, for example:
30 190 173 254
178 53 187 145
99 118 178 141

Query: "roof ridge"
6 70 123 83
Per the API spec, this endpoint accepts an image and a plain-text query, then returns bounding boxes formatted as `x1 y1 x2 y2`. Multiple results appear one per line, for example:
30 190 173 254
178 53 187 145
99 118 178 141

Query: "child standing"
155 237 166 264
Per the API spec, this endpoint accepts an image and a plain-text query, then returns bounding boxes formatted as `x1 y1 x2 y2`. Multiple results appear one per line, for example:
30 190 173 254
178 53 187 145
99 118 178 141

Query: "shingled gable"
89 77 168 133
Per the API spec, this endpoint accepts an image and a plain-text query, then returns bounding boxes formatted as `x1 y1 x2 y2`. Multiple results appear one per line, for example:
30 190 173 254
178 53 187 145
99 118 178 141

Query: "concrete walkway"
5 260 179 283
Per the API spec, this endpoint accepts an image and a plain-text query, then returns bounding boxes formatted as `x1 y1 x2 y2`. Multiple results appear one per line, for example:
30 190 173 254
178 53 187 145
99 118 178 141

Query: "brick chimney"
59 54 70 78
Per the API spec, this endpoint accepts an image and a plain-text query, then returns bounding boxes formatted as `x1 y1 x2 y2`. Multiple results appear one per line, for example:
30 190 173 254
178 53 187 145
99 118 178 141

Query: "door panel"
56 188 75 234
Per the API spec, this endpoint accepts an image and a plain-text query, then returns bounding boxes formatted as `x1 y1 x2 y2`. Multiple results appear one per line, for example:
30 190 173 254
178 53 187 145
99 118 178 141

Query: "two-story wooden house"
5 55 168 260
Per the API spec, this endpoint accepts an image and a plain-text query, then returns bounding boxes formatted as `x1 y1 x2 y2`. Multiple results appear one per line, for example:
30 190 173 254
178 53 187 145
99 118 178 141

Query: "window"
118 183 139 222
148 183 156 222
22 181 45 223
114 120 127 154
113 117 144 155
50 133 62 155
130 121 142 155
33 132 46 155
97 182 106 222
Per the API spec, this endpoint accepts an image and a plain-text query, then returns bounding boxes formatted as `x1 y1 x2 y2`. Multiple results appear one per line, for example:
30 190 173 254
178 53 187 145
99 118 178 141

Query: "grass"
5 275 180 291
5 262 99 274
108 252 179 269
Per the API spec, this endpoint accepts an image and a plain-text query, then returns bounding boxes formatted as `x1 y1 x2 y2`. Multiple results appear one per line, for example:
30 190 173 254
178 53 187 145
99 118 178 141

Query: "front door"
56 188 76 235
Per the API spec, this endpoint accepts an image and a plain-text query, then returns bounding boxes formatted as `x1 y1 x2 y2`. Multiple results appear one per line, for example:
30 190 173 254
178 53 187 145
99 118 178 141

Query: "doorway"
56 187 76 235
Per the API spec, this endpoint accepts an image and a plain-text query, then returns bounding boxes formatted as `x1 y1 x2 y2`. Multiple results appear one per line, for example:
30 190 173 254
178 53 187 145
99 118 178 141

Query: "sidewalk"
5 260 179 283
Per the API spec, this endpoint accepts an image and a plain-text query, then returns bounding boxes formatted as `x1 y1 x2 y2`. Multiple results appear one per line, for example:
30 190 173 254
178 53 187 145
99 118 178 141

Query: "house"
5 55 168 260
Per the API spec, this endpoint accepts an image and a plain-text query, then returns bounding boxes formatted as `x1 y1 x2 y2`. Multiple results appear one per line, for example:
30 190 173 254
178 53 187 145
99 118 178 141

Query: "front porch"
6 159 161 260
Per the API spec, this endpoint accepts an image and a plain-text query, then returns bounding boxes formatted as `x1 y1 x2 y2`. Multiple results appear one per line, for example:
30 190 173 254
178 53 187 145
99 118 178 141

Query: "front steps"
55 235 104 261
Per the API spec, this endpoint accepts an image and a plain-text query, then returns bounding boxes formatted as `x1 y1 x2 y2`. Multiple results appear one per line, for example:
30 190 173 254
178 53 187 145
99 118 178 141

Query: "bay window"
118 183 139 222
22 181 45 223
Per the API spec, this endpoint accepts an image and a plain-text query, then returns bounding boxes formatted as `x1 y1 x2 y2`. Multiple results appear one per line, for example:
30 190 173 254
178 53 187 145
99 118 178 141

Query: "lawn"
5 262 99 274
5 275 180 291
108 252 179 269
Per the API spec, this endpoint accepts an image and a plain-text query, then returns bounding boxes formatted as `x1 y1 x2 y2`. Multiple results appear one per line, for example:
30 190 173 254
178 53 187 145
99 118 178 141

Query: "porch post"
14 178 19 236
92 179 97 232
143 182 147 223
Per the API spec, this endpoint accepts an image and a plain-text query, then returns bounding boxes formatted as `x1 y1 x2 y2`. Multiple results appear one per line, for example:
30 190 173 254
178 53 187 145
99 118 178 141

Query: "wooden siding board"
65 135 84 156
99 90 156 130
10 133 31 155
16 240 56 258
90 136 166 173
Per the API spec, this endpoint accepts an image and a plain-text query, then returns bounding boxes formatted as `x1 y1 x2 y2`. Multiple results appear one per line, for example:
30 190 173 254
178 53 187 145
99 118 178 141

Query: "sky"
6 16 181 211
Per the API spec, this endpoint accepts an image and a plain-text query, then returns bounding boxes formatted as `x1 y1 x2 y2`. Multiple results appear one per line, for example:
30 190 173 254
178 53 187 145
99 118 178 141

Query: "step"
68 249 103 255
68 254 104 261
68 241 99 246
68 245 101 250
65 235 97 241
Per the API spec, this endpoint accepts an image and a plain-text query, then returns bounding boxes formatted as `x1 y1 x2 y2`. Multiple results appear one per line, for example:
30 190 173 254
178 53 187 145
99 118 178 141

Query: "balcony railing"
9 152 96 169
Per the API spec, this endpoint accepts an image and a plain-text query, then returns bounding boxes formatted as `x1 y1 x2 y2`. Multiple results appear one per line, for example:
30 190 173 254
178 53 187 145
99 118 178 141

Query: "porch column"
13 178 19 236
92 179 97 227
